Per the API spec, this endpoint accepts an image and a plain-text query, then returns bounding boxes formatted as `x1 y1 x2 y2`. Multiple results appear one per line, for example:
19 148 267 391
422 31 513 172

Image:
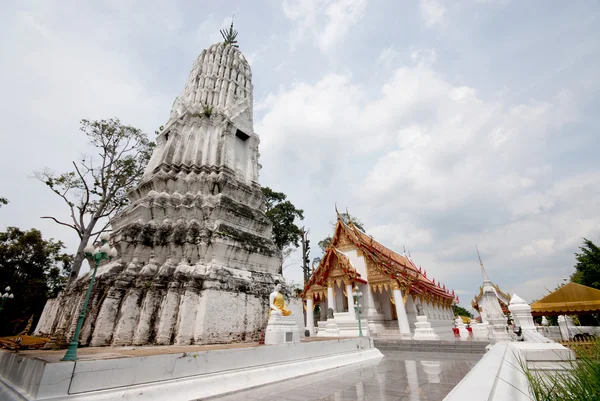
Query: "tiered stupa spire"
35 34 284 347
476 244 491 284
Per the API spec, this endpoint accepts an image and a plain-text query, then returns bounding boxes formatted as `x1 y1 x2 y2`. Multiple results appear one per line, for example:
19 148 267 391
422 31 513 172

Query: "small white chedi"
264 283 300 345
476 249 511 343
412 303 440 340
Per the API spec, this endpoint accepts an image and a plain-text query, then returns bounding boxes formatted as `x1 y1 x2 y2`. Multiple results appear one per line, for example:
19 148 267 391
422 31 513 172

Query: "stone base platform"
316 312 370 338
264 314 300 345
0 338 383 401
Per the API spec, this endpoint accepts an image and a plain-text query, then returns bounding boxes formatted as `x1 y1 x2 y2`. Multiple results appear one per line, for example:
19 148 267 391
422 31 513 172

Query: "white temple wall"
334 282 347 312
233 133 249 180
133 289 162 345
288 297 305 335
192 289 268 344
363 285 385 322
340 249 367 278
379 288 393 320
405 295 418 329
318 300 327 320
174 287 201 345
34 298 58 336
90 288 126 347
112 289 143 346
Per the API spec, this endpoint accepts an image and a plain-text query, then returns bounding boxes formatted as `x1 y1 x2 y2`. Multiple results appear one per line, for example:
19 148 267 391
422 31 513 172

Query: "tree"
0 197 7 208
36 118 154 282
0 227 72 335
453 305 473 318
261 187 304 274
570 238 600 290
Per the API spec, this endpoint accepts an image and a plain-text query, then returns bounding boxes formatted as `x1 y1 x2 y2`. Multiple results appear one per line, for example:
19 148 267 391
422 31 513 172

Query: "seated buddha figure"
269 282 292 318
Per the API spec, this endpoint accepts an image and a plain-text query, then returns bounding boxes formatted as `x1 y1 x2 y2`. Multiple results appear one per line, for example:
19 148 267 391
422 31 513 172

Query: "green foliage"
453 305 473 318
261 187 304 251
339 213 365 232
220 22 239 48
202 104 214 117
36 118 154 280
0 227 72 335
0 197 7 208
521 336 600 400
570 238 600 290
317 212 365 255
317 237 332 254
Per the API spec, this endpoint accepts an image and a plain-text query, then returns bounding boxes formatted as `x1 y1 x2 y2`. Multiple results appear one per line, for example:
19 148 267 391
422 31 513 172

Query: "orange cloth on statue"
270 292 292 317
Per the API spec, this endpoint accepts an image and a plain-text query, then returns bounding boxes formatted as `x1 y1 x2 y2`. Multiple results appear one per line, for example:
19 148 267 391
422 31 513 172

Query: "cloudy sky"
1 0 599 310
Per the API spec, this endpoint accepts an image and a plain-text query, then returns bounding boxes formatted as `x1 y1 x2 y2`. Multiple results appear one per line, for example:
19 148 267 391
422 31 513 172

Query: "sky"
1 0 599 311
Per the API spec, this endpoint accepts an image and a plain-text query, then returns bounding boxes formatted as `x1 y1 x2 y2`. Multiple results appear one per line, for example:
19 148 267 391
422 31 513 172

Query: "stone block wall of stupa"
34 42 288 347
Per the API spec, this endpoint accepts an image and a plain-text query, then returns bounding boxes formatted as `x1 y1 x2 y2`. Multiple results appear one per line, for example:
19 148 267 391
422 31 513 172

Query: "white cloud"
410 48 438 66
282 0 368 52
377 44 399 68
260 47 600 303
419 0 446 28
2 0 599 308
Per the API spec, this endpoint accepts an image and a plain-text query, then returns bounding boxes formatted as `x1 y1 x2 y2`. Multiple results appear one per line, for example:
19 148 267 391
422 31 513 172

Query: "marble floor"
203 350 481 401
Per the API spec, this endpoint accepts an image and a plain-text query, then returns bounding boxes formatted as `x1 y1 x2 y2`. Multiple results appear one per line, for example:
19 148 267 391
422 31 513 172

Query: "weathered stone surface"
34 42 286 346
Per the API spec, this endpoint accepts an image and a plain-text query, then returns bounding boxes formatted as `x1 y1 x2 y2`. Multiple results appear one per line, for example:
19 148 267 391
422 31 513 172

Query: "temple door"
390 297 398 320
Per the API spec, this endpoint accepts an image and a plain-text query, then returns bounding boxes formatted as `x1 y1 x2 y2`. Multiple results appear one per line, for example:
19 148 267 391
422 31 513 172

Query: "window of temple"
234 128 249 180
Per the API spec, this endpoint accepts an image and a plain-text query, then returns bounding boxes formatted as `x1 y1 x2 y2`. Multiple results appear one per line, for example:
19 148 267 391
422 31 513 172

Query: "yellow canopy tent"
531 282 600 316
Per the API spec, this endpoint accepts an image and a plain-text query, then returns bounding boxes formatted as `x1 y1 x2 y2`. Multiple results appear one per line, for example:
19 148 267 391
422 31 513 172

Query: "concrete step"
374 338 489 354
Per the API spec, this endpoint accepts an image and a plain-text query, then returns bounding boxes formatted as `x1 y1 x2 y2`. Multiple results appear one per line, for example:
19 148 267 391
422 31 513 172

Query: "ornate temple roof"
302 247 367 301
302 212 456 304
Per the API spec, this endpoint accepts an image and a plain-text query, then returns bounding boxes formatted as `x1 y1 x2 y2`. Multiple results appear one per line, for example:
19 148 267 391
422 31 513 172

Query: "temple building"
301 214 456 338
34 38 300 346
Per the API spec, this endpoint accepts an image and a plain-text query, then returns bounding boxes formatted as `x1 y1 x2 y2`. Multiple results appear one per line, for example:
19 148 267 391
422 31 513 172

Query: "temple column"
327 280 335 313
346 282 356 320
392 282 411 338
306 295 315 335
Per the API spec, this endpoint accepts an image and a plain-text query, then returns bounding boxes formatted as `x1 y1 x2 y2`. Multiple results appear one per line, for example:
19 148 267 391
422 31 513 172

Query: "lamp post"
62 233 117 361
0 286 14 313
353 285 363 337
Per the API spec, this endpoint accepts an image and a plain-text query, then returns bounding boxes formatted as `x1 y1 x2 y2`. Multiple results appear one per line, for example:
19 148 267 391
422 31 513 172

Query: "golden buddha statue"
269 282 292 318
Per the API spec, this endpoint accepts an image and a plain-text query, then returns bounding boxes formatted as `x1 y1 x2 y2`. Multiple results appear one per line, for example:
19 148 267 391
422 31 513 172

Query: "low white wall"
0 338 382 401
537 325 600 341
443 342 575 401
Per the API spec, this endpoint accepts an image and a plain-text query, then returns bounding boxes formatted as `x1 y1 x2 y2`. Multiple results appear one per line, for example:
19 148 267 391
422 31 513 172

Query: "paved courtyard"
204 350 481 401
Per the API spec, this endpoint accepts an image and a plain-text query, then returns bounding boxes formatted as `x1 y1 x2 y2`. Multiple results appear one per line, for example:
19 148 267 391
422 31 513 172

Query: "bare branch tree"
36 118 154 283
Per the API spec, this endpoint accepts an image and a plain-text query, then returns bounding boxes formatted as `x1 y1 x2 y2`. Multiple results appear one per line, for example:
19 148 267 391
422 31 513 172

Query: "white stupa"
35 30 286 347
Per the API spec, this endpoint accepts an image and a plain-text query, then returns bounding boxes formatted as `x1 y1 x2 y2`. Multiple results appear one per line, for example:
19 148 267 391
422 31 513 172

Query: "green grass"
522 337 600 401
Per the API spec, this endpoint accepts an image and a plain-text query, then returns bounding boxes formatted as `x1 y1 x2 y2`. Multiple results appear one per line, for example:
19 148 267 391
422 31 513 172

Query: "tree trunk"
68 228 94 285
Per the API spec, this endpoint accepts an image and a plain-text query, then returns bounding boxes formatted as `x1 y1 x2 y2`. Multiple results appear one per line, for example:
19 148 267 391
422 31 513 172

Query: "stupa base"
0 338 383 401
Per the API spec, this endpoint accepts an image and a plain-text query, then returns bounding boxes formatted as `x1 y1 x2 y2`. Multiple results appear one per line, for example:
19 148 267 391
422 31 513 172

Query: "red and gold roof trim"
302 211 456 308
